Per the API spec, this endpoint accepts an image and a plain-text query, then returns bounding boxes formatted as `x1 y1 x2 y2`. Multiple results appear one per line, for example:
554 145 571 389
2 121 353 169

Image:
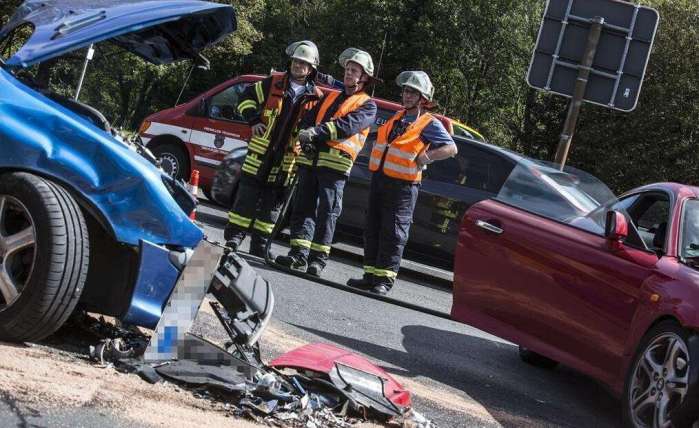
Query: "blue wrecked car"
0 0 236 341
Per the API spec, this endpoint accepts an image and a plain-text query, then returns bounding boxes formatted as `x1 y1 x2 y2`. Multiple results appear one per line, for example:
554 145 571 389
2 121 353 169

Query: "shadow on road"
195 210 227 228
0 390 42 428
288 323 621 428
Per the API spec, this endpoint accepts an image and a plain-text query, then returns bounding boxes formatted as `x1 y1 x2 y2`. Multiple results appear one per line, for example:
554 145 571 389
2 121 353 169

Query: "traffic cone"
188 170 200 220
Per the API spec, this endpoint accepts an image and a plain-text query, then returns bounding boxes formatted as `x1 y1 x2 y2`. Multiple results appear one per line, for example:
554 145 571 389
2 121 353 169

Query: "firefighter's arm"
418 144 458 166
237 77 272 127
416 119 458 167
315 72 345 90
313 100 377 143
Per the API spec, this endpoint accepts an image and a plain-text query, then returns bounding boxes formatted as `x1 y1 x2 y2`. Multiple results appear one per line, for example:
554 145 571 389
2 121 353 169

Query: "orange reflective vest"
369 111 434 182
297 91 371 174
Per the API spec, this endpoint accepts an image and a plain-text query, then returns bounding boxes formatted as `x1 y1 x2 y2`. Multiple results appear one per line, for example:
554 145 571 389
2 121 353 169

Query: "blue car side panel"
121 240 181 329
0 69 203 248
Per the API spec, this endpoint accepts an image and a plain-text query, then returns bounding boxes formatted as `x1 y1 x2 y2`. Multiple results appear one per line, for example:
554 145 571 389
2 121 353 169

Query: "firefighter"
347 71 457 295
275 48 378 276
224 41 324 257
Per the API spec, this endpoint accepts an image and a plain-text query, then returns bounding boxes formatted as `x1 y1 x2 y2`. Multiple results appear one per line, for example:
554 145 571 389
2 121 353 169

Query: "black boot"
249 236 273 259
225 239 240 253
370 283 391 295
307 260 325 277
346 274 373 290
275 254 307 272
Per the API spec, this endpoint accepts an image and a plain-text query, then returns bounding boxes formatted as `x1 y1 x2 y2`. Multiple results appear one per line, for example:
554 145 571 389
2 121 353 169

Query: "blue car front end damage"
0 69 203 249
122 241 187 328
0 0 236 331
0 68 204 328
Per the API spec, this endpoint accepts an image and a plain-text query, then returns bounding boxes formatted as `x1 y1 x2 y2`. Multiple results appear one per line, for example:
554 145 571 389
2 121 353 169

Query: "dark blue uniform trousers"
288 166 346 266
363 173 419 289
225 175 285 252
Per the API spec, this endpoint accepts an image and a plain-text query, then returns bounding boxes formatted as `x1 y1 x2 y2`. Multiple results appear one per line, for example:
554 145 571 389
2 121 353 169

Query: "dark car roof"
452 135 523 165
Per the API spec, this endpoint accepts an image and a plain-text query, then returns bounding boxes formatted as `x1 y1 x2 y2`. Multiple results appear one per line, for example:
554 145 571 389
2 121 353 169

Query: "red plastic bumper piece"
270 343 411 408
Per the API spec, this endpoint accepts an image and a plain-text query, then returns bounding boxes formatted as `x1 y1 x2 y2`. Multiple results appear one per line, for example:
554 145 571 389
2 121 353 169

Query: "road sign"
527 0 659 112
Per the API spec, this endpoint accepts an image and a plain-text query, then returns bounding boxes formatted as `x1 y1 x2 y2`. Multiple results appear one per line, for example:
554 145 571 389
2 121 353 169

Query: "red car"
451 155 699 427
138 74 457 195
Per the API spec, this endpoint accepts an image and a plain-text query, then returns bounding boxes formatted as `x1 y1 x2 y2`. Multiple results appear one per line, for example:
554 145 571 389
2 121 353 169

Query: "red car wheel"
623 321 692 428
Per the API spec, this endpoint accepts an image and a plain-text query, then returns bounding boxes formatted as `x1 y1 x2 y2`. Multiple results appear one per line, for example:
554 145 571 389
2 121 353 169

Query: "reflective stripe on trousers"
362 173 419 288
287 167 346 263
225 175 285 249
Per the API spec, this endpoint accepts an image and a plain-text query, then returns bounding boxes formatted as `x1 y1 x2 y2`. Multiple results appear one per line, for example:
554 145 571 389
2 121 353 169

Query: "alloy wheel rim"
629 332 690 428
0 195 37 310
159 153 180 178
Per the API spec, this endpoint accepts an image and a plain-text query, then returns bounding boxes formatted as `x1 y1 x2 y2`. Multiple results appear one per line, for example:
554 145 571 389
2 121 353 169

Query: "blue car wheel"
0 173 89 342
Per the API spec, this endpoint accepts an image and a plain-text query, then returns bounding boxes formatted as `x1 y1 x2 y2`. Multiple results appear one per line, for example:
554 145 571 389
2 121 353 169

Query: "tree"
2 0 697 192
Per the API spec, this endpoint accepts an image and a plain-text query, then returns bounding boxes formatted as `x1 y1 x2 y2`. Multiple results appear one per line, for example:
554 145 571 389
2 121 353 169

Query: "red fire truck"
138 74 481 196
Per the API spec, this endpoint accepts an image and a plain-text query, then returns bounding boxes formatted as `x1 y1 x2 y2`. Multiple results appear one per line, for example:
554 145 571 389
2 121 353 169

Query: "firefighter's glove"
299 128 318 158
298 128 317 145
252 123 267 137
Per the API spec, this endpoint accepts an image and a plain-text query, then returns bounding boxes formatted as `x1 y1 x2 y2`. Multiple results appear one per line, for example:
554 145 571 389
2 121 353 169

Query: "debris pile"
79 251 436 427
82 316 434 427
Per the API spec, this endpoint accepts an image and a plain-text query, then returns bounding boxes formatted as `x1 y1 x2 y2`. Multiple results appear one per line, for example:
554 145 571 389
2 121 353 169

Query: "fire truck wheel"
152 143 190 181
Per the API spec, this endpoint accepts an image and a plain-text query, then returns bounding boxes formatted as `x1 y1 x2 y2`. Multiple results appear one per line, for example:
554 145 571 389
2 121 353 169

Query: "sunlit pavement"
194 199 622 428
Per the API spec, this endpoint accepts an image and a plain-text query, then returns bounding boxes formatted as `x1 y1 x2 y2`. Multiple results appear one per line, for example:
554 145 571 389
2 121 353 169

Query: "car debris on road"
79 246 435 428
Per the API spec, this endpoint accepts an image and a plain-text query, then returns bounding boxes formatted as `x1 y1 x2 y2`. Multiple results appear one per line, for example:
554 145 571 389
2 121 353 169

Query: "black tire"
519 346 559 369
152 143 190 181
0 173 89 342
622 320 693 428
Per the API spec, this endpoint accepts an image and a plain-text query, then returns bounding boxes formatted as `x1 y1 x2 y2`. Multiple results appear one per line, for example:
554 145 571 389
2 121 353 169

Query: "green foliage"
569 0 699 192
0 0 696 192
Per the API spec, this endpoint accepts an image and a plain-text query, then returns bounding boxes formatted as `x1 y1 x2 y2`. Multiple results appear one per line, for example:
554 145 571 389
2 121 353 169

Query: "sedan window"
681 199 699 260
426 142 514 194
624 194 670 252
497 164 589 221
587 192 669 251
497 160 616 224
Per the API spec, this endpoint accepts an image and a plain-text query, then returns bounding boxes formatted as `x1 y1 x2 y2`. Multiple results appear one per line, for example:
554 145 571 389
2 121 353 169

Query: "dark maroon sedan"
451 158 699 427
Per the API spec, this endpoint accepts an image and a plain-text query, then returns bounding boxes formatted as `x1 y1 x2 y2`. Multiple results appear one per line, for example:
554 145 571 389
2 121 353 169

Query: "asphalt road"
195 200 623 428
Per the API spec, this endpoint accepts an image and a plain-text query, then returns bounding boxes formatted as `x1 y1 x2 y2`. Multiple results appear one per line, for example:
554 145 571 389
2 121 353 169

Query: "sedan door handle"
475 220 503 235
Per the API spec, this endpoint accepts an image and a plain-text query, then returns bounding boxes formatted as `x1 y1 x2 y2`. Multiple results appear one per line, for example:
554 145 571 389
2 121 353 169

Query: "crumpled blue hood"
0 0 236 68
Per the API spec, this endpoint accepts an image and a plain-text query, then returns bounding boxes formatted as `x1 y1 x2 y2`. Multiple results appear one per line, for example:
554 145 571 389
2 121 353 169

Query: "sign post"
554 16 604 168
527 0 659 168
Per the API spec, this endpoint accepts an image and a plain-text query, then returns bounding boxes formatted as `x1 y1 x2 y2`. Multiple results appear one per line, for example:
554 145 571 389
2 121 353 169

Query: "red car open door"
453 193 663 385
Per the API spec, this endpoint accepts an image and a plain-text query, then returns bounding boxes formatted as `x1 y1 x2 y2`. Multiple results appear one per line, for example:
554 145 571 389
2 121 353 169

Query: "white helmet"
396 71 434 102
286 40 319 68
338 48 375 77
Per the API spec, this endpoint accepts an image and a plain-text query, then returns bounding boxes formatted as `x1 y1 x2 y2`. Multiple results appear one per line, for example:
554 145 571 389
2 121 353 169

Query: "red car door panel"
453 199 657 383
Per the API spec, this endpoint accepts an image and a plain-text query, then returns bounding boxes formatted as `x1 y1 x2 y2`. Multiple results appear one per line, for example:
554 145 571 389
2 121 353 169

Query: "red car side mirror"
605 210 628 248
